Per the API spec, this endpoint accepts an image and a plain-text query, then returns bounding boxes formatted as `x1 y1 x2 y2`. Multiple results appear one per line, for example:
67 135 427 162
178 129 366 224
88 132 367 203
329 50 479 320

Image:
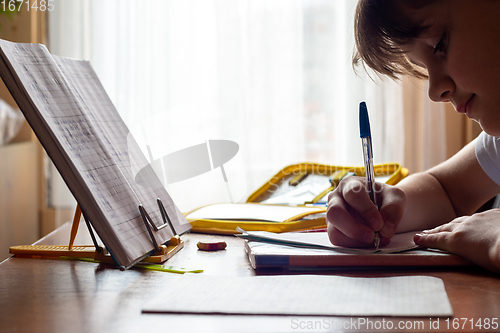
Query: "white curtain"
48 0 407 212
401 78 447 174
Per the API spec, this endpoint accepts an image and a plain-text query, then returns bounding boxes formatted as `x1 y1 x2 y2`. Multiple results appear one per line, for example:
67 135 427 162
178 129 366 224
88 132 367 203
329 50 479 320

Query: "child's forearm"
396 139 500 233
395 172 457 233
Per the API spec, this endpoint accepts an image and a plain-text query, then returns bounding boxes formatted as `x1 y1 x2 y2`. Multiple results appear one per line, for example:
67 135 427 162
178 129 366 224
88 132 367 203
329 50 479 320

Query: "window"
49 0 410 212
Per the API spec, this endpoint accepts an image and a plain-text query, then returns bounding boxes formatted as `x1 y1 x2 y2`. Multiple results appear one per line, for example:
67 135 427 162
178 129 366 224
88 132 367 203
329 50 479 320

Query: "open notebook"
238 229 471 269
237 229 420 254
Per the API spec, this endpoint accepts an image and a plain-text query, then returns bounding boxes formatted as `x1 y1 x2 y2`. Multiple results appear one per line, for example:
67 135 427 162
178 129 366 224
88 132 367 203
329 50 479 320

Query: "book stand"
10 199 184 269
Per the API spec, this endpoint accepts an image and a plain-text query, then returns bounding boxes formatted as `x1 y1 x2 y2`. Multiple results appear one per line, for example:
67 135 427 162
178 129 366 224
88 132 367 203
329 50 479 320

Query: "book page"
237 230 420 254
143 275 453 317
0 40 190 267
51 56 191 257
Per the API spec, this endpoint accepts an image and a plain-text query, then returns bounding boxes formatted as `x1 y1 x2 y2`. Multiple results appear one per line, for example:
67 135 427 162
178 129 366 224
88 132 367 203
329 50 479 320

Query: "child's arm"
397 139 500 232
397 140 500 271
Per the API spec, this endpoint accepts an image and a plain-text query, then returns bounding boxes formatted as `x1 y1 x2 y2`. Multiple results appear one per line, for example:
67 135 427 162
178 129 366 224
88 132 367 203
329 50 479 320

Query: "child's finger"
339 178 383 232
378 185 406 238
327 223 375 248
414 231 453 252
327 192 376 245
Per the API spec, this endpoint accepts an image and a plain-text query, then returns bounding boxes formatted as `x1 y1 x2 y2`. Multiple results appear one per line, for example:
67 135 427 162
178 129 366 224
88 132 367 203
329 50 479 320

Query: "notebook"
142 274 454 317
238 230 471 269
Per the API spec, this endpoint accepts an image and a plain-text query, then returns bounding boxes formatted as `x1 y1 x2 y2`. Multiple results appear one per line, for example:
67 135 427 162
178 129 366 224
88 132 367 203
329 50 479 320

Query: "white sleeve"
475 131 500 186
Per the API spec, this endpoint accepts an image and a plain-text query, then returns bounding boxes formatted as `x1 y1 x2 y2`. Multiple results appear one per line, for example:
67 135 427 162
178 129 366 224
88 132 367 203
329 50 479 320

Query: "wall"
0 7 46 261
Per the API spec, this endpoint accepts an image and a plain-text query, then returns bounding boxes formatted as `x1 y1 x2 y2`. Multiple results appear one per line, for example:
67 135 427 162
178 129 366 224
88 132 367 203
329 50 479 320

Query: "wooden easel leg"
68 204 81 250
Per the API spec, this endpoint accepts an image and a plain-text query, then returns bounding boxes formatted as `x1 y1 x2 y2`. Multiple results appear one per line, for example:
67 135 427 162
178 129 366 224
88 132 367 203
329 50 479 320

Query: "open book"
0 39 191 268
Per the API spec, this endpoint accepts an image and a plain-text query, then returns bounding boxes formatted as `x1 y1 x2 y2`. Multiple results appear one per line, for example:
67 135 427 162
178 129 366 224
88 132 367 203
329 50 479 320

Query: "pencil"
68 205 82 250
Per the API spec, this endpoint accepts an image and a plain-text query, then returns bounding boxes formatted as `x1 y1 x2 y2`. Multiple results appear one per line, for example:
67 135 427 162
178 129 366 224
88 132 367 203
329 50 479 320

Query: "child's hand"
326 176 406 247
414 211 500 272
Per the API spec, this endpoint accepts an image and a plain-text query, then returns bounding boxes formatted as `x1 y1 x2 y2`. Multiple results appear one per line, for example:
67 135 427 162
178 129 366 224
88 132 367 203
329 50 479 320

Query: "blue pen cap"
359 101 371 138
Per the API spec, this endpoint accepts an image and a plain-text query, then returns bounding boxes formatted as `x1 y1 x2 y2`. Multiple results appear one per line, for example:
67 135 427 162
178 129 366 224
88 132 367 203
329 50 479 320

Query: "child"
326 0 500 272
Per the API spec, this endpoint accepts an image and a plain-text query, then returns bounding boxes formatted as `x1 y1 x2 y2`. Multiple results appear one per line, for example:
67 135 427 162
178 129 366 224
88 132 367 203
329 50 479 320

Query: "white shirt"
475 131 500 185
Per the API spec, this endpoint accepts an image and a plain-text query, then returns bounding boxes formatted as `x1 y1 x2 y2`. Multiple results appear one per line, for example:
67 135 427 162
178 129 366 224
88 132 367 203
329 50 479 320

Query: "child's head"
354 0 500 136
353 0 437 80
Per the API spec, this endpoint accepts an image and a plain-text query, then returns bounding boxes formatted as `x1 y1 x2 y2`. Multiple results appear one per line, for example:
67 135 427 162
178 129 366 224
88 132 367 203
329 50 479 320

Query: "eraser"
197 241 227 251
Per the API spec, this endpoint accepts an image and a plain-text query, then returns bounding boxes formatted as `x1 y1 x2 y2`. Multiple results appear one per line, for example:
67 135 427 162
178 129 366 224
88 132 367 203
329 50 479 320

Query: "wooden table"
1 222 500 333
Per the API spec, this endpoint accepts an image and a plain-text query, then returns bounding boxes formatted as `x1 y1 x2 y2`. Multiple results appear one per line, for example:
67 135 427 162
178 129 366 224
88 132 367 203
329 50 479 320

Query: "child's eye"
433 33 447 53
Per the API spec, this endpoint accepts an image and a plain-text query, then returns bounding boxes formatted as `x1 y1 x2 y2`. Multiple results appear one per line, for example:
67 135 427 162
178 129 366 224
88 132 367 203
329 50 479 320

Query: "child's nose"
427 66 454 102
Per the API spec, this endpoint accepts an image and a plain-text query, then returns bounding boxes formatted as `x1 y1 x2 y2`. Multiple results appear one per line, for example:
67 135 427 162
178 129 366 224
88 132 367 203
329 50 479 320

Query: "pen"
359 102 380 250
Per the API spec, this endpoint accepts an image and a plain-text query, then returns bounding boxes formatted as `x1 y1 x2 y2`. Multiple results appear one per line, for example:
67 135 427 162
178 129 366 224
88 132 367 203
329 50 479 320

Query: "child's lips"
465 95 476 118
457 95 476 117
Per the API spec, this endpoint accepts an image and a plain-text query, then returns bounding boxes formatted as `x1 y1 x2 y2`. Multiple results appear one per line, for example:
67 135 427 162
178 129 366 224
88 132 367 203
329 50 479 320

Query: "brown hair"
353 0 438 80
